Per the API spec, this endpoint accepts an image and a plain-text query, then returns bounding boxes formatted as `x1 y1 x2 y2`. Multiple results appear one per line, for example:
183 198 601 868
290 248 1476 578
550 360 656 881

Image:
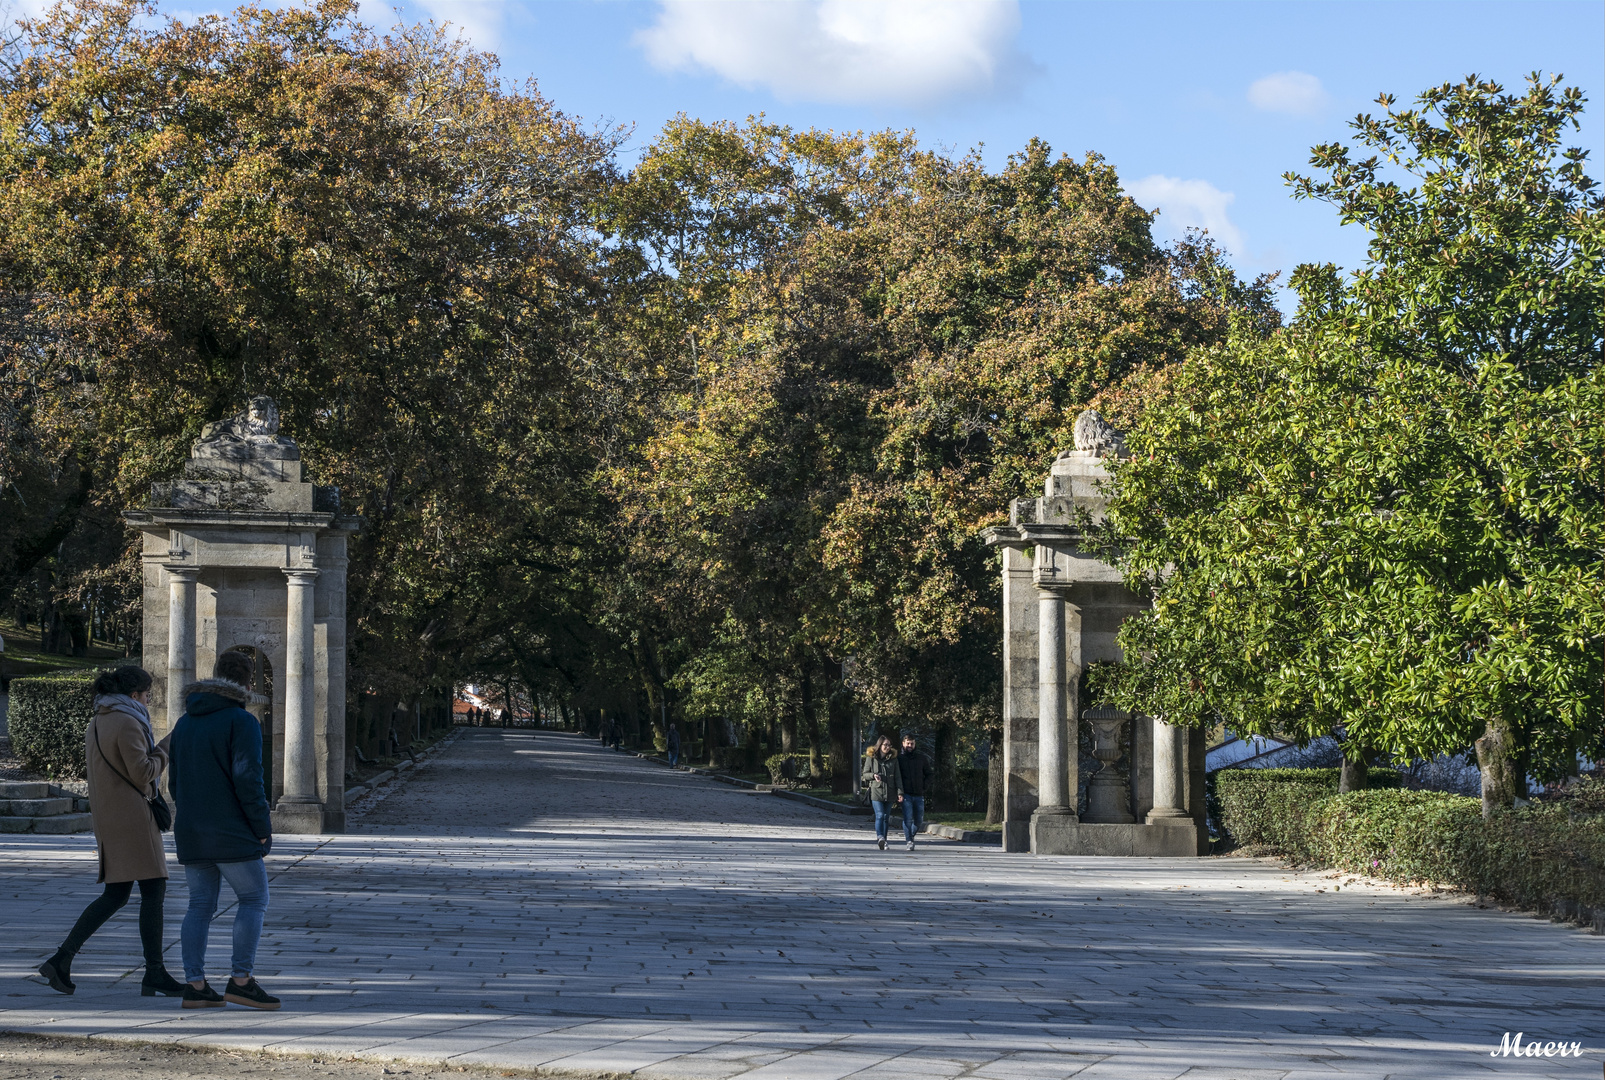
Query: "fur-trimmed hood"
181 678 253 706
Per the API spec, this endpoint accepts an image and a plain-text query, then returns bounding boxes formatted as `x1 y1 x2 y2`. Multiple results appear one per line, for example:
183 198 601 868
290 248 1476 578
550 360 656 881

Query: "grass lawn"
791 786 860 805
0 615 129 673
923 812 1002 832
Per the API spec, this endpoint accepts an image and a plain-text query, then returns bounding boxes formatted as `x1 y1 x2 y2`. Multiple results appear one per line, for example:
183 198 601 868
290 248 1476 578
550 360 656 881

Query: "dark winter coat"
897 749 934 797
168 679 273 864
860 751 904 804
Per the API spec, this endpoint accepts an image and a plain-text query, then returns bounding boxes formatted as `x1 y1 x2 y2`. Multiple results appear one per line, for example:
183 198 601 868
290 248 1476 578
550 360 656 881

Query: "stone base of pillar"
1144 807 1190 825
1028 808 1078 855
271 803 342 835
1030 819 1206 857
1002 821 1031 853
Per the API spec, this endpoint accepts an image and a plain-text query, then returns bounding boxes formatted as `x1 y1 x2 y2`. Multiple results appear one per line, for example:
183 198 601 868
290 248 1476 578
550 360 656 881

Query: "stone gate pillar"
128 396 360 834
164 564 199 728
1035 587 1070 812
276 567 322 830
984 410 1207 857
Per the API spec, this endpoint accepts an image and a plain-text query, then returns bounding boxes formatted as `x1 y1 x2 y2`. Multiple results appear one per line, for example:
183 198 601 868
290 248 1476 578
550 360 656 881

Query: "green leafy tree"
1105 75 1604 816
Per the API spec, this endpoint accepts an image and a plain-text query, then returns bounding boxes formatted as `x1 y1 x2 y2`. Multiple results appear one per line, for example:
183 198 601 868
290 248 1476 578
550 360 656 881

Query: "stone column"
1145 718 1189 824
278 569 320 814
164 565 199 727
1035 589 1071 814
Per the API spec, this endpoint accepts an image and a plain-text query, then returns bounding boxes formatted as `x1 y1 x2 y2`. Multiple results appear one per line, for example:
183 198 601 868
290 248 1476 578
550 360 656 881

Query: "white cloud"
422 0 508 49
1247 71 1329 116
1125 175 1245 255
360 0 506 50
1 0 56 22
635 0 1025 106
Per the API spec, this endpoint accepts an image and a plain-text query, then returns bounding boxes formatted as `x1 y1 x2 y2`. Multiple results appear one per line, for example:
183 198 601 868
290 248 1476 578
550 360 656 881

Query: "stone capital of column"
283 568 321 583
162 564 200 580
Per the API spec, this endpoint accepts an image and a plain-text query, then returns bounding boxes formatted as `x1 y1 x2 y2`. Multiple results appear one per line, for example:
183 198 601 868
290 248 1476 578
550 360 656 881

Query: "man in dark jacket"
897 734 934 850
167 651 279 1010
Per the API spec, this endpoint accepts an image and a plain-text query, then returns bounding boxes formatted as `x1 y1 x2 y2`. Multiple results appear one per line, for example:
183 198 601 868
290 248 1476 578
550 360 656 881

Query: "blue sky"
405 0 1602 305
12 1 1603 306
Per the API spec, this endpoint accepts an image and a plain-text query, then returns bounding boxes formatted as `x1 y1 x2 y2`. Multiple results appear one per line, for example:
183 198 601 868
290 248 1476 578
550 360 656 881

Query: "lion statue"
1065 408 1126 458
198 396 287 444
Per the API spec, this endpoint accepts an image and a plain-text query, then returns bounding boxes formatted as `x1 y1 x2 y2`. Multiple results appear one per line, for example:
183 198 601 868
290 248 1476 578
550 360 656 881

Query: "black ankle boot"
38 951 75 995
141 965 186 997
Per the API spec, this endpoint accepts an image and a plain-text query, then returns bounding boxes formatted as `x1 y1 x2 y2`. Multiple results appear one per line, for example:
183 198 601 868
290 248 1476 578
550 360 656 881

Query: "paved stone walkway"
2 729 1598 1078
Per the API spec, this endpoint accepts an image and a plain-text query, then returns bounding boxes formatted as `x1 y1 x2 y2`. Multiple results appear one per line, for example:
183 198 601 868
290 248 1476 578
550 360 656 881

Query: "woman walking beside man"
37 666 186 997
861 735 905 851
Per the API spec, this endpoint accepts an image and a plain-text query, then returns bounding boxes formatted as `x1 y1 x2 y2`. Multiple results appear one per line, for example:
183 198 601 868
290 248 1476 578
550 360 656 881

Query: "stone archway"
126 396 360 833
221 645 279 801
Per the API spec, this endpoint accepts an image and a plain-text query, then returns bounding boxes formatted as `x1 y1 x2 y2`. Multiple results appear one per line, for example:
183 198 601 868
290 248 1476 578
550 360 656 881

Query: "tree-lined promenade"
1 1 1599 814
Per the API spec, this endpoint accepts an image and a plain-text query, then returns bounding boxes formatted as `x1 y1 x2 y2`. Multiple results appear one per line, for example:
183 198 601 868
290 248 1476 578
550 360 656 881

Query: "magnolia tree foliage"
1102 75 1604 815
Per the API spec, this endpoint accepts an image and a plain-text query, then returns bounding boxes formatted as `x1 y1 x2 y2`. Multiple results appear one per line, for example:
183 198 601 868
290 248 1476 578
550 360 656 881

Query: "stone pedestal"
127 397 359 835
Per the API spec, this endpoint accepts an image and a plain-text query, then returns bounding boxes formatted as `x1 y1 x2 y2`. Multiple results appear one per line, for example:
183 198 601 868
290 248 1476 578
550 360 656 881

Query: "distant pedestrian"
167 651 279 1011
897 734 934 850
666 723 681 767
38 665 185 999
860 735 904 851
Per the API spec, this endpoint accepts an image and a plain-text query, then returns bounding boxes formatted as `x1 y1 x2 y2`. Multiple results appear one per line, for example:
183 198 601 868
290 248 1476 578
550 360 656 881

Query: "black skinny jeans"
60 878 167 969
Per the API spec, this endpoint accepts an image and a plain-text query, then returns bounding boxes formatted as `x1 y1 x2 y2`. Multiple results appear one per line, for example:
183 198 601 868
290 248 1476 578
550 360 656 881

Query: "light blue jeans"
872 800 897 841
902 795 925 840
181 858 269 982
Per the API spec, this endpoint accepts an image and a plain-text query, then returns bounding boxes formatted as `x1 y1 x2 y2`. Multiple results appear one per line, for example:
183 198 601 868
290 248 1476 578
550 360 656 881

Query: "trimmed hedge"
1216 767 1401 860
765 753 817 785
1220 767 1605 927
8 670 98 779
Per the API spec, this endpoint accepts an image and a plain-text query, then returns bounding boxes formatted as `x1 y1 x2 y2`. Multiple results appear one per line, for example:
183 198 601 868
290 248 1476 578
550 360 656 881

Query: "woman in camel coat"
37 666 185 997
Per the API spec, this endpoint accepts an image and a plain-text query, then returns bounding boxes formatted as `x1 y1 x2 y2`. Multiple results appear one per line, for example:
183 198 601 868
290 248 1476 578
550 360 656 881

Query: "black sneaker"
181 982 225 1009
877 838 886 850
141 966 186 997
38 954 74 995
224 977 281 1010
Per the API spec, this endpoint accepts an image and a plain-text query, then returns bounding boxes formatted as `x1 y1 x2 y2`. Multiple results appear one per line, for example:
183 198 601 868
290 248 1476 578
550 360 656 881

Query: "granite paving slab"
1 728 1599 1079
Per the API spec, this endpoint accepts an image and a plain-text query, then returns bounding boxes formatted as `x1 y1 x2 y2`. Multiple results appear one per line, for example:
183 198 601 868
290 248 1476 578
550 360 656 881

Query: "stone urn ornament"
1082 705 1135 823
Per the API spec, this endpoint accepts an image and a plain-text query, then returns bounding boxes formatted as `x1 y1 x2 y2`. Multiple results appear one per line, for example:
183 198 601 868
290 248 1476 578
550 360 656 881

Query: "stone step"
0 797 76 817
0 781 51 799
28 813 94 835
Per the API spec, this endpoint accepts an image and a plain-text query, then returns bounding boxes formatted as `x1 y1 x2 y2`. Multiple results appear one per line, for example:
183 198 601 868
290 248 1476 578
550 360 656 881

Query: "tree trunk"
826 665 855 795
705 715 722 766
780 701 798 754
800 661 823 780
1338 754 1370 793
1475 715 1520 820
745 722 763 772
986 725 1005 824
933 720 955 812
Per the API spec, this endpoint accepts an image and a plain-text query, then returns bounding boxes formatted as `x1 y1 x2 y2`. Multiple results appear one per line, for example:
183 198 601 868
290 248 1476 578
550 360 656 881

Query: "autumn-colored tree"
0 0 623 715
605 121 1274 803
